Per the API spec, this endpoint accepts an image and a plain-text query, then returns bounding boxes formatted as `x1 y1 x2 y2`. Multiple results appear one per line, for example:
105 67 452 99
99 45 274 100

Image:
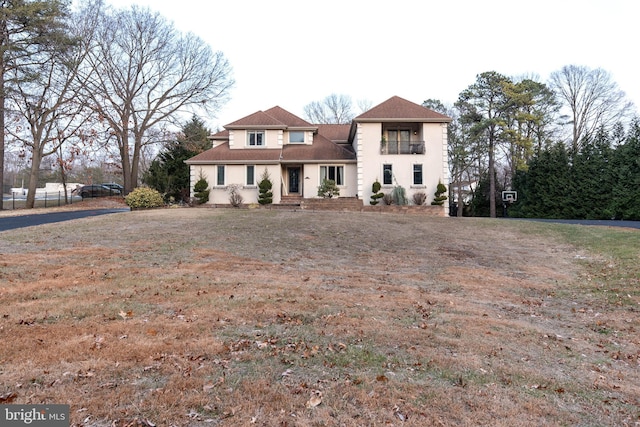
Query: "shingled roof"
315 124 351 143
355 96 451 122
186 143 281 164
225 106 315 130
186 134 355 165
281 134 355 163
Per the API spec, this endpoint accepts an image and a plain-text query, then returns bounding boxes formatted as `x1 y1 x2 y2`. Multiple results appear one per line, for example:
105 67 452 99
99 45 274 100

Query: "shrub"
125 187 164 209
391 185 408 205
228 184 244 207
412 191 427 205
431 180 448 206
193 174 210 204
382 193 394 205
317 179 340 198
258 169 273 205
370 180 384 205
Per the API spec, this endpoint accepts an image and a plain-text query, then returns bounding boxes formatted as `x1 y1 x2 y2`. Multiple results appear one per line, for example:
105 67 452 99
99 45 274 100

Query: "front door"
288 167 301 194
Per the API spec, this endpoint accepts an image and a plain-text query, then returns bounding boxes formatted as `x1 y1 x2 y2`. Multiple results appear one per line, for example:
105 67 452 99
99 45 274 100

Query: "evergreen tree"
511 143 573 218
257 169 273 205
143 115 211 202
571 129 615 219
610 120 640 220
456 71 511 217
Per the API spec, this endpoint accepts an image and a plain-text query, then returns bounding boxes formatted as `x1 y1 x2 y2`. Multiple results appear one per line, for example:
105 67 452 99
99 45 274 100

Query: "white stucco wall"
357 121 449 209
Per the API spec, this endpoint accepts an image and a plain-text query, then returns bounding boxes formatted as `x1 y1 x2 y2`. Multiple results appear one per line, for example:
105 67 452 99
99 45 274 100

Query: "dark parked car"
101 183 124 195
77 184 121 198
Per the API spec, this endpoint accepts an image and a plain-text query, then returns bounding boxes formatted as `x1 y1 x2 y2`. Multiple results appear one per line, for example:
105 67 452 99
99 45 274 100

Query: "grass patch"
0 208 638 426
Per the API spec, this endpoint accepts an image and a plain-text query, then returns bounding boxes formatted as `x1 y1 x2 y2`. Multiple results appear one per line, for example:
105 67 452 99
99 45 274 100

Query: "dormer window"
289 131 304 143
247 130 265 146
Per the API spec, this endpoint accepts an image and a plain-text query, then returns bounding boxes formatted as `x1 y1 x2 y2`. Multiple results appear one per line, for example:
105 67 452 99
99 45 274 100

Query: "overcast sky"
105 0 638 131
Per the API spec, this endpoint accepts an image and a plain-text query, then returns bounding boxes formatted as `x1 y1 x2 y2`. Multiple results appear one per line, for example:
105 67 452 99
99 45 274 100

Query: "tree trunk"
119 134 132 195
489 139 496 218
25 150 42 209
0 59 5 210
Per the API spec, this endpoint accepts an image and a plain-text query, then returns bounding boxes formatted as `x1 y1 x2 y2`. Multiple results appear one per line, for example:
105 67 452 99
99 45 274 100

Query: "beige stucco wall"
190 164 282 205
228 129 283 149
228 129 314 149
356 122 449 212
294 163 358 199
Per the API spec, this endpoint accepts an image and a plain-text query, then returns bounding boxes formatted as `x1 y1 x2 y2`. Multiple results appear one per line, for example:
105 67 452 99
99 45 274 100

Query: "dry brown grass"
0 206 638 426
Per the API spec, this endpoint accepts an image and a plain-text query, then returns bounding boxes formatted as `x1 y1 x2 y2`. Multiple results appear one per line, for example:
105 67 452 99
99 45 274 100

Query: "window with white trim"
320 165 344 186
247 130 265 146
413 164 423 185
383 164 393 185
216 165 225 186
246 165 255 186
289 131 304 143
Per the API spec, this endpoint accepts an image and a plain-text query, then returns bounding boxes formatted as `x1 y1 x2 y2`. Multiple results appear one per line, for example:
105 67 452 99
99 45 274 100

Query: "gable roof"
225 106 316 130
355 96 451 123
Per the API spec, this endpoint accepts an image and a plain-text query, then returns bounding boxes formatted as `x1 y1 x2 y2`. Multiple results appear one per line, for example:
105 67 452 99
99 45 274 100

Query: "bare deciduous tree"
80 3 234 193
0 0 69 208
303 93 354 124
550 65 634 151
4 1 91 208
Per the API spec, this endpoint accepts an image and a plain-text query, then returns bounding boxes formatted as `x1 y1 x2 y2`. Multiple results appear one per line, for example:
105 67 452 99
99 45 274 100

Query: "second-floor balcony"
381 140 425 155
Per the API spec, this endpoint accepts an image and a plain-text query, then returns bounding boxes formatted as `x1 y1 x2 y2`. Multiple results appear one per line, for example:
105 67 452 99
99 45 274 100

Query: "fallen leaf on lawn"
376 375 388 382
0 392 17 403
119 310 133 320
305 395 322 408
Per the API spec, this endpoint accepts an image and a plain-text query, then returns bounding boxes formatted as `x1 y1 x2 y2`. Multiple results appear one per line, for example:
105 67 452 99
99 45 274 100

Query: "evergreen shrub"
125 187 164 209
370 180 384 205
318 179 340 198
194 176 210 204
431 181 448 205
258 169 273 205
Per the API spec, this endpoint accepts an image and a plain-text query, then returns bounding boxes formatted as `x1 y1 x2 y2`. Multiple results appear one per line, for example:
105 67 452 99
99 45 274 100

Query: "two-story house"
186 96 451 213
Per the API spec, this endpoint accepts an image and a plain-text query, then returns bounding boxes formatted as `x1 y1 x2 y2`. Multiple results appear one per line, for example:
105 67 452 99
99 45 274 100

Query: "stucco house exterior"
186 96 451 212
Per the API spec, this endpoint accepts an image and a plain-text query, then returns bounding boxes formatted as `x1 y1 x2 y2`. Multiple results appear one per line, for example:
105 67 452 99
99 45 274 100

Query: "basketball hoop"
501 191 517 218
502 191 517 203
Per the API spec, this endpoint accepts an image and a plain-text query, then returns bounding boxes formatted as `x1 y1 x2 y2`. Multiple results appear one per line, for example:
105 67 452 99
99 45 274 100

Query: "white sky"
105 0 639 131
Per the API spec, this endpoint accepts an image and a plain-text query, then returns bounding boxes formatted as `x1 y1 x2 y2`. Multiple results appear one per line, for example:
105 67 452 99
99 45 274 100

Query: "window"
247 130 265 146
413 164 423 185
386 129 411 154
320 165 344 186
289 131 304 143
246 165 255 186
216 165 225 186
383 164 393 185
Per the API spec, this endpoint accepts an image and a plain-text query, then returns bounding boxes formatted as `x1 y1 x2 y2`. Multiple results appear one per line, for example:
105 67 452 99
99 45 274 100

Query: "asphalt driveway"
507 217 640 229
0 208 130 232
